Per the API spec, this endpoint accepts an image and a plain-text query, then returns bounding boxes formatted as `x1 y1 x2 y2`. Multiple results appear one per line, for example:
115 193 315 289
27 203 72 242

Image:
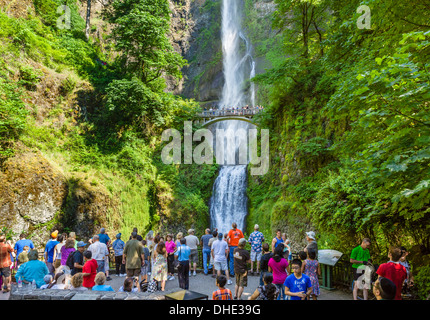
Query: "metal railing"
197 107 263 118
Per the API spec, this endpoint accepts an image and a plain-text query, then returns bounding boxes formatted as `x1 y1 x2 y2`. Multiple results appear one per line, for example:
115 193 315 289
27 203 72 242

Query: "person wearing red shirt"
82 250 98 290
227 223 244 277
376 246 407 300
0 235 13 293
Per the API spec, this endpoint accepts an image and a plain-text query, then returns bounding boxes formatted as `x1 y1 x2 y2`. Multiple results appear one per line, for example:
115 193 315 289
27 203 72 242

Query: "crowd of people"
0 224 415 300
202 105 264 117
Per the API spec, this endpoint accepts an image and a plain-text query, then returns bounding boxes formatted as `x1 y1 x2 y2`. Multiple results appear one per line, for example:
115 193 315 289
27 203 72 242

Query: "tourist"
152 241 168 291
165 234 176 281
129 227 143 241
373 277 396 300
248 274 279 300
281 233 290 260
47 272 67 289
17 246 30 266
53 234 65 271
112 233 126 277
15 249 49 288
302 249 321 300
208 230 218 278
68 232 78 249
13 233 34 269
233 238 251 300
211 233 232 285
44 230 59 274
201 228 213 276
88 235 109 277
0 235 13 293
227 223 244 277
212 275 233 300
304 231 318 259
146 231 154 276
284 259 313 300
140 239 150 283
118 277 140 292
298 251 307 262
123 231 145 280
61 239 76 266
175 232 183 248
268 244 289 300
376 246 407 300
400 246 414 288
271 229 283 253
71 241 87 276
82 250 98 290
175 238 191 290
185 229 199 277
259 243 273 286
98 228 112 281
40 274 53 289
92 272 115 292
248 224 265 275
350 238 372 300
69 272 88 291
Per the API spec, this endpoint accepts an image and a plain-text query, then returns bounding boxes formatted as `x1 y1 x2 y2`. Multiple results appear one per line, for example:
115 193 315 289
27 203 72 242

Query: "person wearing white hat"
304 231 318 259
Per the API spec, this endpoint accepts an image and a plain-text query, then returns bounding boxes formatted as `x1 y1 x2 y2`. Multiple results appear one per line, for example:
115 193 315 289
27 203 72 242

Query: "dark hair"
263 274 277 300
180 238 186 245
376 277 396 300
262 243 269 253
123 278 134 292
217 275 227 287
389 246 402 262
57 235 64 243
307 249 316 260
48 272 65 289
154 234 161 244
156 241 166 255
84 250 92 259
141 239 147 246
212 231 218 237
131 232 138 239
299 251 307 260
273 244 284 263
291 259 302 269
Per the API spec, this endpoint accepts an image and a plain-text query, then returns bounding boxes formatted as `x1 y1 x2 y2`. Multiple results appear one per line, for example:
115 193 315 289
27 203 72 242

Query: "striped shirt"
212 288 233 300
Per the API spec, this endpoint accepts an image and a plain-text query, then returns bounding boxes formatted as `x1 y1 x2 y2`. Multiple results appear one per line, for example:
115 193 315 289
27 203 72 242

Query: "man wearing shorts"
233 238 251 300
185 229 199 276
248 224 264 275
211 233 232 285
350 238 372 300
122 232 145 280
0 235 13 293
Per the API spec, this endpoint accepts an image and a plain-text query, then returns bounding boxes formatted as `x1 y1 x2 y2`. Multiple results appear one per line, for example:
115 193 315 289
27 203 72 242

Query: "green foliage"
415 265 430 300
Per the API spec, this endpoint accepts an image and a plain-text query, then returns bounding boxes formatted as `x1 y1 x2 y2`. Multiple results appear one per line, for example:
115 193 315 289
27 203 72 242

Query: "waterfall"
209 0 256 234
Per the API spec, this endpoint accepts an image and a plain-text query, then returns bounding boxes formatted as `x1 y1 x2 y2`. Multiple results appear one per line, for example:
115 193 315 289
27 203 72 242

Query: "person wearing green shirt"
350 238 372 300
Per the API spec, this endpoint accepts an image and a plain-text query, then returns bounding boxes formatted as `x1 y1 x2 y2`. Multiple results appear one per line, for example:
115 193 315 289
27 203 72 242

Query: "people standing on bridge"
44 231 59 275
0 234 13 293
112 233 126 277
227 223 244 277
175 238 191 290
271 229 283 253
201 228 213 276
212 233 233 285
248 224 264 275
185 229 199 277
233 238 251 300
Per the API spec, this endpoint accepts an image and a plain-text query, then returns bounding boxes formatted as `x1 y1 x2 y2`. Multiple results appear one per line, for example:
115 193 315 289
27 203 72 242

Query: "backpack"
66 250 76 269
147 279 158 293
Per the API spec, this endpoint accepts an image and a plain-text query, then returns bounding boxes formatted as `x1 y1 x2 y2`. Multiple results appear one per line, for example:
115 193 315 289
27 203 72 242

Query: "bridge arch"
197 116 256 128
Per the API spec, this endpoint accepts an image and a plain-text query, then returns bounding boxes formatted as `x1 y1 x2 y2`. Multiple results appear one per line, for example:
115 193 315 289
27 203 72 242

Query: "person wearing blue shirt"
112 233 125 277
92 272 115 292
44 231 59 274
14 234 35 268
284 259 313 300
174 238 191 289
15 249 49 288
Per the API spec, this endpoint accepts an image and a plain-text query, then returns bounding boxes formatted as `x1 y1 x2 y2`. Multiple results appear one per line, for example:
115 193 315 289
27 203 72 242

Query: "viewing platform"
195 106 263 127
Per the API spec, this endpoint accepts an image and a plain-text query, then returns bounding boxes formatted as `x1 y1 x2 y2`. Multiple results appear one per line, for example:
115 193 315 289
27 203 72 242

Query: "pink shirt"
268 257 289 284
165 240 176 254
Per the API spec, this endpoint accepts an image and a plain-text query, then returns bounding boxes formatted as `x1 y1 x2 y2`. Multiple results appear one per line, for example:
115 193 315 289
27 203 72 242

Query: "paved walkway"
1 270 352 300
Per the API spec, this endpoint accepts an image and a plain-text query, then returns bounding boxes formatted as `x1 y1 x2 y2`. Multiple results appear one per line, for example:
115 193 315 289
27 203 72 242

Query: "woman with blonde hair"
69 272 87 291
92 272 114 292
175 232 183 248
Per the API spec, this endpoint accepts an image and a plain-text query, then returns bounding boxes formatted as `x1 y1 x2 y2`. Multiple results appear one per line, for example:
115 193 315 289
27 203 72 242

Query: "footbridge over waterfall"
195 107 263 127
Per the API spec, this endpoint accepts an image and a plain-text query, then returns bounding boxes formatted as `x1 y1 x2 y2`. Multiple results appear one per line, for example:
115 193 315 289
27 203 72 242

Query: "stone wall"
9 284 176 301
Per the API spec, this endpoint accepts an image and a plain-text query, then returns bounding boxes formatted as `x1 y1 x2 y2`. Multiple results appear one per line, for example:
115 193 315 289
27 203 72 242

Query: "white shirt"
88 241 109 261
185 235 199 250
211 239 228 262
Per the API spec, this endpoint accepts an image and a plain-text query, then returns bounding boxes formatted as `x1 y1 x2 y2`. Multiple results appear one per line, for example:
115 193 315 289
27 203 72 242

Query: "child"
82 250 98 290
302 250 321 300
284 259 313 300
212 275 233 300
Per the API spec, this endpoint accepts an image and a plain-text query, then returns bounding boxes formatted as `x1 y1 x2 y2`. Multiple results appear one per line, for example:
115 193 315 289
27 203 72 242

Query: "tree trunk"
85 0 92 40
